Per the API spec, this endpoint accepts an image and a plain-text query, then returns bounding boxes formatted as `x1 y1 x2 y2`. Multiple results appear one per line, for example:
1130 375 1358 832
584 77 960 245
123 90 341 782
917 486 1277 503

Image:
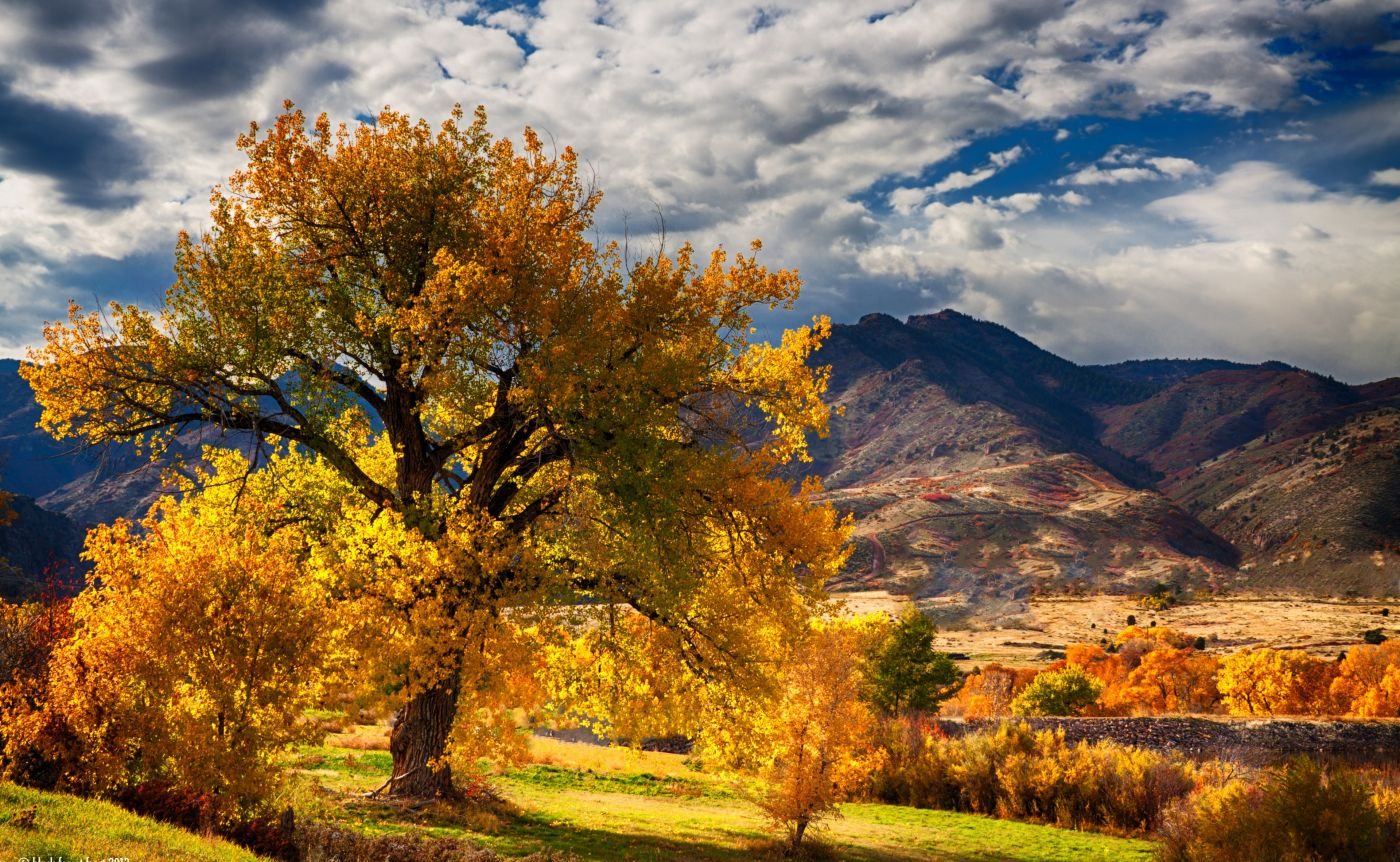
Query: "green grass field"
289 732 1159 861
0 734 1159 861
0 781 262 861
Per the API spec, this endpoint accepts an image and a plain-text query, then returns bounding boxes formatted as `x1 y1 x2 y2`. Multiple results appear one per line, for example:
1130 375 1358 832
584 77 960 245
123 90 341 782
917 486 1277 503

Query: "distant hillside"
1092 358 1266 388
804 311 1398 611
1 359 253 528
0 358 104 499
3 313 1397 613
1099 367 1361 477
1164 403 1400 592
0 495 85 599
808 311 1154 490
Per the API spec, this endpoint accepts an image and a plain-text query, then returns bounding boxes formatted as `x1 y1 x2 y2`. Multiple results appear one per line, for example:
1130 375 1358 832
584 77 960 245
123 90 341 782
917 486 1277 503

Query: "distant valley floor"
834 590 1396 668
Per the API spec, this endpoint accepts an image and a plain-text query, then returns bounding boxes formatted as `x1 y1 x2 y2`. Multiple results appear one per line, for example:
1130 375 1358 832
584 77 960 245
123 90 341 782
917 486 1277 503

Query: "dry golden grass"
832 591 1395 668
325 723 391 750
526 735 702 780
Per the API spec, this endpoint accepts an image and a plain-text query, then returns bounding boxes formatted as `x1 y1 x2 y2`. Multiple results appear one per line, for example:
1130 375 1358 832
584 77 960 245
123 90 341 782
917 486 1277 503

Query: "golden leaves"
39 462 335 809
1217 648 1335 717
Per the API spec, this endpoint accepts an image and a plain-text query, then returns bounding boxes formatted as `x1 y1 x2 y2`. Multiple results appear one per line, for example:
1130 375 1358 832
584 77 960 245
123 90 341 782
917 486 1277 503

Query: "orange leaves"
946 663 1038 718
1329 641 1400 718
1105 647 1220 715
1056 626 1400 718
754 619 880 850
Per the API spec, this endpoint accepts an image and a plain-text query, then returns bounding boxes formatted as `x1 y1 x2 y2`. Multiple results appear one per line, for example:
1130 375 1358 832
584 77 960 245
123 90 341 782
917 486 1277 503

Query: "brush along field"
833 591 1395 668
288 732 1156 861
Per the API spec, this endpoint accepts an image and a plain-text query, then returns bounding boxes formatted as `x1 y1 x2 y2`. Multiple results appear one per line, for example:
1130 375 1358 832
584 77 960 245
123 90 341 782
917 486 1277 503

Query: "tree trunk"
387 674 461 798
791 816 809 852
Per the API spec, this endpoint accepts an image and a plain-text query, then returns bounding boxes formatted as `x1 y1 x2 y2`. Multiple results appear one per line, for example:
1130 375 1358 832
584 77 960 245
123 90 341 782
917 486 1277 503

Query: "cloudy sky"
1 0 1398 381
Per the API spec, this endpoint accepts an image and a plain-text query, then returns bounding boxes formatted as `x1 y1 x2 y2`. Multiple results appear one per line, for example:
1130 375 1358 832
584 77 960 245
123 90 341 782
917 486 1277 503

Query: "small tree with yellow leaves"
756 619 880 854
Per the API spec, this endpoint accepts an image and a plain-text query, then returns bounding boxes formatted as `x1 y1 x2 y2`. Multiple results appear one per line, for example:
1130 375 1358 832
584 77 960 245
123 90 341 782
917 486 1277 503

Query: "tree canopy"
23 103 849 797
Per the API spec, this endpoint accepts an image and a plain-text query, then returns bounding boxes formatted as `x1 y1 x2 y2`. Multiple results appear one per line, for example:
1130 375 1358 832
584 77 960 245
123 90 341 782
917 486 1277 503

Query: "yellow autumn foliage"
35 460 334 813
1217 648 1335 717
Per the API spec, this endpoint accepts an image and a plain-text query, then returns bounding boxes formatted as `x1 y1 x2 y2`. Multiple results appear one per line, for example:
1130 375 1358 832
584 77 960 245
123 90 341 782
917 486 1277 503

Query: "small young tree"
864 606 959 715
758 620 879 855
1010 666 1103 716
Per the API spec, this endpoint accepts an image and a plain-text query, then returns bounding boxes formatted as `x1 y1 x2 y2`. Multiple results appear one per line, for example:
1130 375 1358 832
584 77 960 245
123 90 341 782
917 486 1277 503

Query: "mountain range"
2 313 1397 609
805 312 1399 619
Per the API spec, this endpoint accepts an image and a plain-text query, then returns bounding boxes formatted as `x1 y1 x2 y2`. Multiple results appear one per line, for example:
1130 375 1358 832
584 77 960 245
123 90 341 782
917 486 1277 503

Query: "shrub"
1010 666 1103 716
39 477 335 816
0 586 75 789
864 720 1195 834
1158 757 1395 862
865 715 955 809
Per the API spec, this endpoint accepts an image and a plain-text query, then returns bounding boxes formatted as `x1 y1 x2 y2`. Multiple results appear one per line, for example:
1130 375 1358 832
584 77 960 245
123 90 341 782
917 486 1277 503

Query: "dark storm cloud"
4 0 329 93
0 78 147 209
134 0 329 99
0 0 119 68
2 0 120 34
135 41 282 99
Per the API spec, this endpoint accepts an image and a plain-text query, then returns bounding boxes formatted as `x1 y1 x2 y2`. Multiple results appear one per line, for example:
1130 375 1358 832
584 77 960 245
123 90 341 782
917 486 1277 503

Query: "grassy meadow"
278 728 1158 861
0 781 263 861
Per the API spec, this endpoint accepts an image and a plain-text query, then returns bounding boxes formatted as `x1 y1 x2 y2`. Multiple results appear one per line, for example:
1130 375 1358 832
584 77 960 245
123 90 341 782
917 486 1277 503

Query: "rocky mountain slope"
0 494 85 600
2 313 1397 607
805 311 1399 613
1 359 254 594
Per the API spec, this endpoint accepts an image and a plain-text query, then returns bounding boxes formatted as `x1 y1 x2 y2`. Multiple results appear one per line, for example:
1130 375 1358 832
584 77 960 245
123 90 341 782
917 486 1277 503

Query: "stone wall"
931 717 1400 765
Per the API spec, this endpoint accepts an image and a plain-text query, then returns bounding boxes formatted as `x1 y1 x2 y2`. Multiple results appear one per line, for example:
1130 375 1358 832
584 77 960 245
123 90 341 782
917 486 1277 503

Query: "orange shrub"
38 486 334 816
944 663 1037 718
1330 641 1400 718
864 721 1195 834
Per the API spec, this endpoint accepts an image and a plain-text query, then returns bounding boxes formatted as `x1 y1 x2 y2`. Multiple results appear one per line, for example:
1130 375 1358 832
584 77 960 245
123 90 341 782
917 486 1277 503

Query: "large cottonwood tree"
23 104 847 798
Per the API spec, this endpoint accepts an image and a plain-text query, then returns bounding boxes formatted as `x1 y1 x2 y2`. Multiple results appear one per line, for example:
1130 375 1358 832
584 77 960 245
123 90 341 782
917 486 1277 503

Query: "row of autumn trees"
951 624 1400 719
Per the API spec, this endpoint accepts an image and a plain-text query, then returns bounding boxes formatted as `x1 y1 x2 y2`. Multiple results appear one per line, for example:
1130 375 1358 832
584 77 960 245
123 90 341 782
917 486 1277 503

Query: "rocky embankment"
934 716 1400 765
